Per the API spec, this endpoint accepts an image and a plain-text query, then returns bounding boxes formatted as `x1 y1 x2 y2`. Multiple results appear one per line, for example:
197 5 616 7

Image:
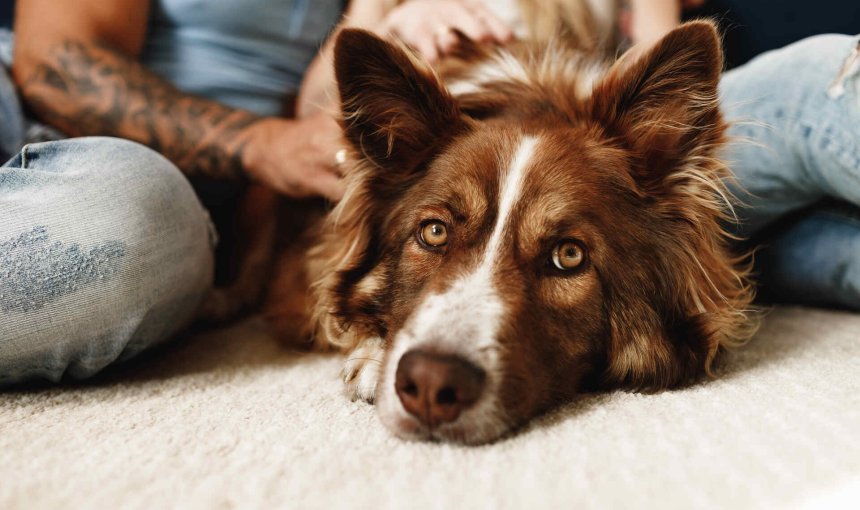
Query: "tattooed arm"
18 40 259 181
13 0 344 199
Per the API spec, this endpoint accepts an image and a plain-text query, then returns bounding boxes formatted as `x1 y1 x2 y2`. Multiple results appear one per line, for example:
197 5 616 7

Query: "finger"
465 2 513 43
449 7 491 43
310 168 346 202
390 21 435 61
435 27 459 55
416 31 440 63
385 24 406 45
378 17 394 37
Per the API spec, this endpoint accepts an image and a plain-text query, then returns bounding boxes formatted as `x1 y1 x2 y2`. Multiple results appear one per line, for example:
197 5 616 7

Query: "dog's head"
324 22 754 444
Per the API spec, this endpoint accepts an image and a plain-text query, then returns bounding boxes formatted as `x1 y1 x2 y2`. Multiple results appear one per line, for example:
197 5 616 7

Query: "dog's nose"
394 350 486 426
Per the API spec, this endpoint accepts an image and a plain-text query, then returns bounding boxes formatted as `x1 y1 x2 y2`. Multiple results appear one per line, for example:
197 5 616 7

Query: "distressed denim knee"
0 137 215 385
720 34 860 309
721 34 860 237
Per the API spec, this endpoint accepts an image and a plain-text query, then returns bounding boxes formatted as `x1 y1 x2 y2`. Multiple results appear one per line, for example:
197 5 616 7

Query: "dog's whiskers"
345 357 382 364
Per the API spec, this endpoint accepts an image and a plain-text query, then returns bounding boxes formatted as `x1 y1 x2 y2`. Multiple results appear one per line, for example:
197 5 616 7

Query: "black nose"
394 350 486 427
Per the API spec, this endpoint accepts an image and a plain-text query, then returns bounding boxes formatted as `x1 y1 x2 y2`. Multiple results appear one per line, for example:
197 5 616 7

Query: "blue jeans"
0 137 215 385
721 34 860 308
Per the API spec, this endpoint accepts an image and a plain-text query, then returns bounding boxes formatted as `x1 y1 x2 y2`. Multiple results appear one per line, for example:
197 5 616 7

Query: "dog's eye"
551 241 586 271
419 220 449 248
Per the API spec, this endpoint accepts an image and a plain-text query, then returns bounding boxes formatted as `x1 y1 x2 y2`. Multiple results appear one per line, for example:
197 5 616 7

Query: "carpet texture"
2 306 859 509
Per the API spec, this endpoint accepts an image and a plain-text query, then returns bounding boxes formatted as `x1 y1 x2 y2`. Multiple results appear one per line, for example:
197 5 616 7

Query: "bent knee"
0 137 216 385
88 137 217 340
57 137 217 289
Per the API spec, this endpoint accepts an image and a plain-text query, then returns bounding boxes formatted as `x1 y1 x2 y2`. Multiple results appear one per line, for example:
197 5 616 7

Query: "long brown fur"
309 22 756 389
219 6 757 443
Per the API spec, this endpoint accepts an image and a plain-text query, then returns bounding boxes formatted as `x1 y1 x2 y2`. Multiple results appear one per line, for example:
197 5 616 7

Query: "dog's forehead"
430 126 521 182
421 126 631 231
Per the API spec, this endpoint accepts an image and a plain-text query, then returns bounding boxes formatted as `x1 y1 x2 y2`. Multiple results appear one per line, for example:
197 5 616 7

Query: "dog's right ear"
589 21 723 193
315 30 465 349
334 29 465 187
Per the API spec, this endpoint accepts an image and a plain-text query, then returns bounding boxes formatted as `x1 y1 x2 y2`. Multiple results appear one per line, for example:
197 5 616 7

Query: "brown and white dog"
213 12 756 444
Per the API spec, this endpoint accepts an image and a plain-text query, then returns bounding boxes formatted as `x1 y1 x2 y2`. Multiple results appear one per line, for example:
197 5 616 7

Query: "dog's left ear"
593 22 755 391
590 21 723 190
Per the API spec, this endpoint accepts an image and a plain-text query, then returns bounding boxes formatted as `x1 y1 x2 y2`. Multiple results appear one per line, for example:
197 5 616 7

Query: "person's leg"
0 137 215 385
753 203 860 309
720 34 860 308
721 34 860 236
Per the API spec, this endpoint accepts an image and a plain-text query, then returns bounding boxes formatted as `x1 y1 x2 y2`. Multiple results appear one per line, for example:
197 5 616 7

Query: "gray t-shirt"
140 0 344 116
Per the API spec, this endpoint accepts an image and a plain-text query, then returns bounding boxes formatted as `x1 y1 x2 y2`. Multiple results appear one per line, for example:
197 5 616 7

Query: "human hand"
623 0 707 60
377 0 513 64
241 112 345 201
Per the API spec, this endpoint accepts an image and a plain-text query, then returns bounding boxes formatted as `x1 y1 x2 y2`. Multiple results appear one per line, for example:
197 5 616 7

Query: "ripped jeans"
0 138 215 385
1 34 860 386
721 34 860 308
0 49 215 384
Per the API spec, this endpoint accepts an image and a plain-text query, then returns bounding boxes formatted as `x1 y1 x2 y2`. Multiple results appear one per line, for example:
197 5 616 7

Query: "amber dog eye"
419 220 449 248
551 240 586 271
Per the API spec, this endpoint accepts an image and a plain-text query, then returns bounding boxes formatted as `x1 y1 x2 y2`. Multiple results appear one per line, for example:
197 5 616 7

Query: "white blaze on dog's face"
331 24 752 444
378 136 537 442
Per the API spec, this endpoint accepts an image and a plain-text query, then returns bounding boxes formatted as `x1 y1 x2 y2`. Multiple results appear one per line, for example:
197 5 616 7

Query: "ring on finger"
334 148 347 168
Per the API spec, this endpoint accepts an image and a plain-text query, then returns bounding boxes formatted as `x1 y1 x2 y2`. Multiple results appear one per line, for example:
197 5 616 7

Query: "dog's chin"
375 374 513 445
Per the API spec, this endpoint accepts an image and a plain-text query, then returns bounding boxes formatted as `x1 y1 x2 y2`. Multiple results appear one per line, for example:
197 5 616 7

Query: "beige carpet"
2 306 859 509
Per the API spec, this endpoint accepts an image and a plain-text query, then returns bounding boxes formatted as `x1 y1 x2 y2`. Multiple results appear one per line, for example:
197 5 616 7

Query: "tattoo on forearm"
21 39 260 180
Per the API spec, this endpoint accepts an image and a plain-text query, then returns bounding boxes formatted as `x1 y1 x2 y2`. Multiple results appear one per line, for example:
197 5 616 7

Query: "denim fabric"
720 34 860 308
141 0 344 116
0 137 215 385
754 204 860 308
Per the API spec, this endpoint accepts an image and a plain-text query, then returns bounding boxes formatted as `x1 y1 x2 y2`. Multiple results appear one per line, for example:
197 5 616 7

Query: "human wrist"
239 117 284 181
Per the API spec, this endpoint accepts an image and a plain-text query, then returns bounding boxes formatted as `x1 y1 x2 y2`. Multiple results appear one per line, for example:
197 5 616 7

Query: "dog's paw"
341 337 385 404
